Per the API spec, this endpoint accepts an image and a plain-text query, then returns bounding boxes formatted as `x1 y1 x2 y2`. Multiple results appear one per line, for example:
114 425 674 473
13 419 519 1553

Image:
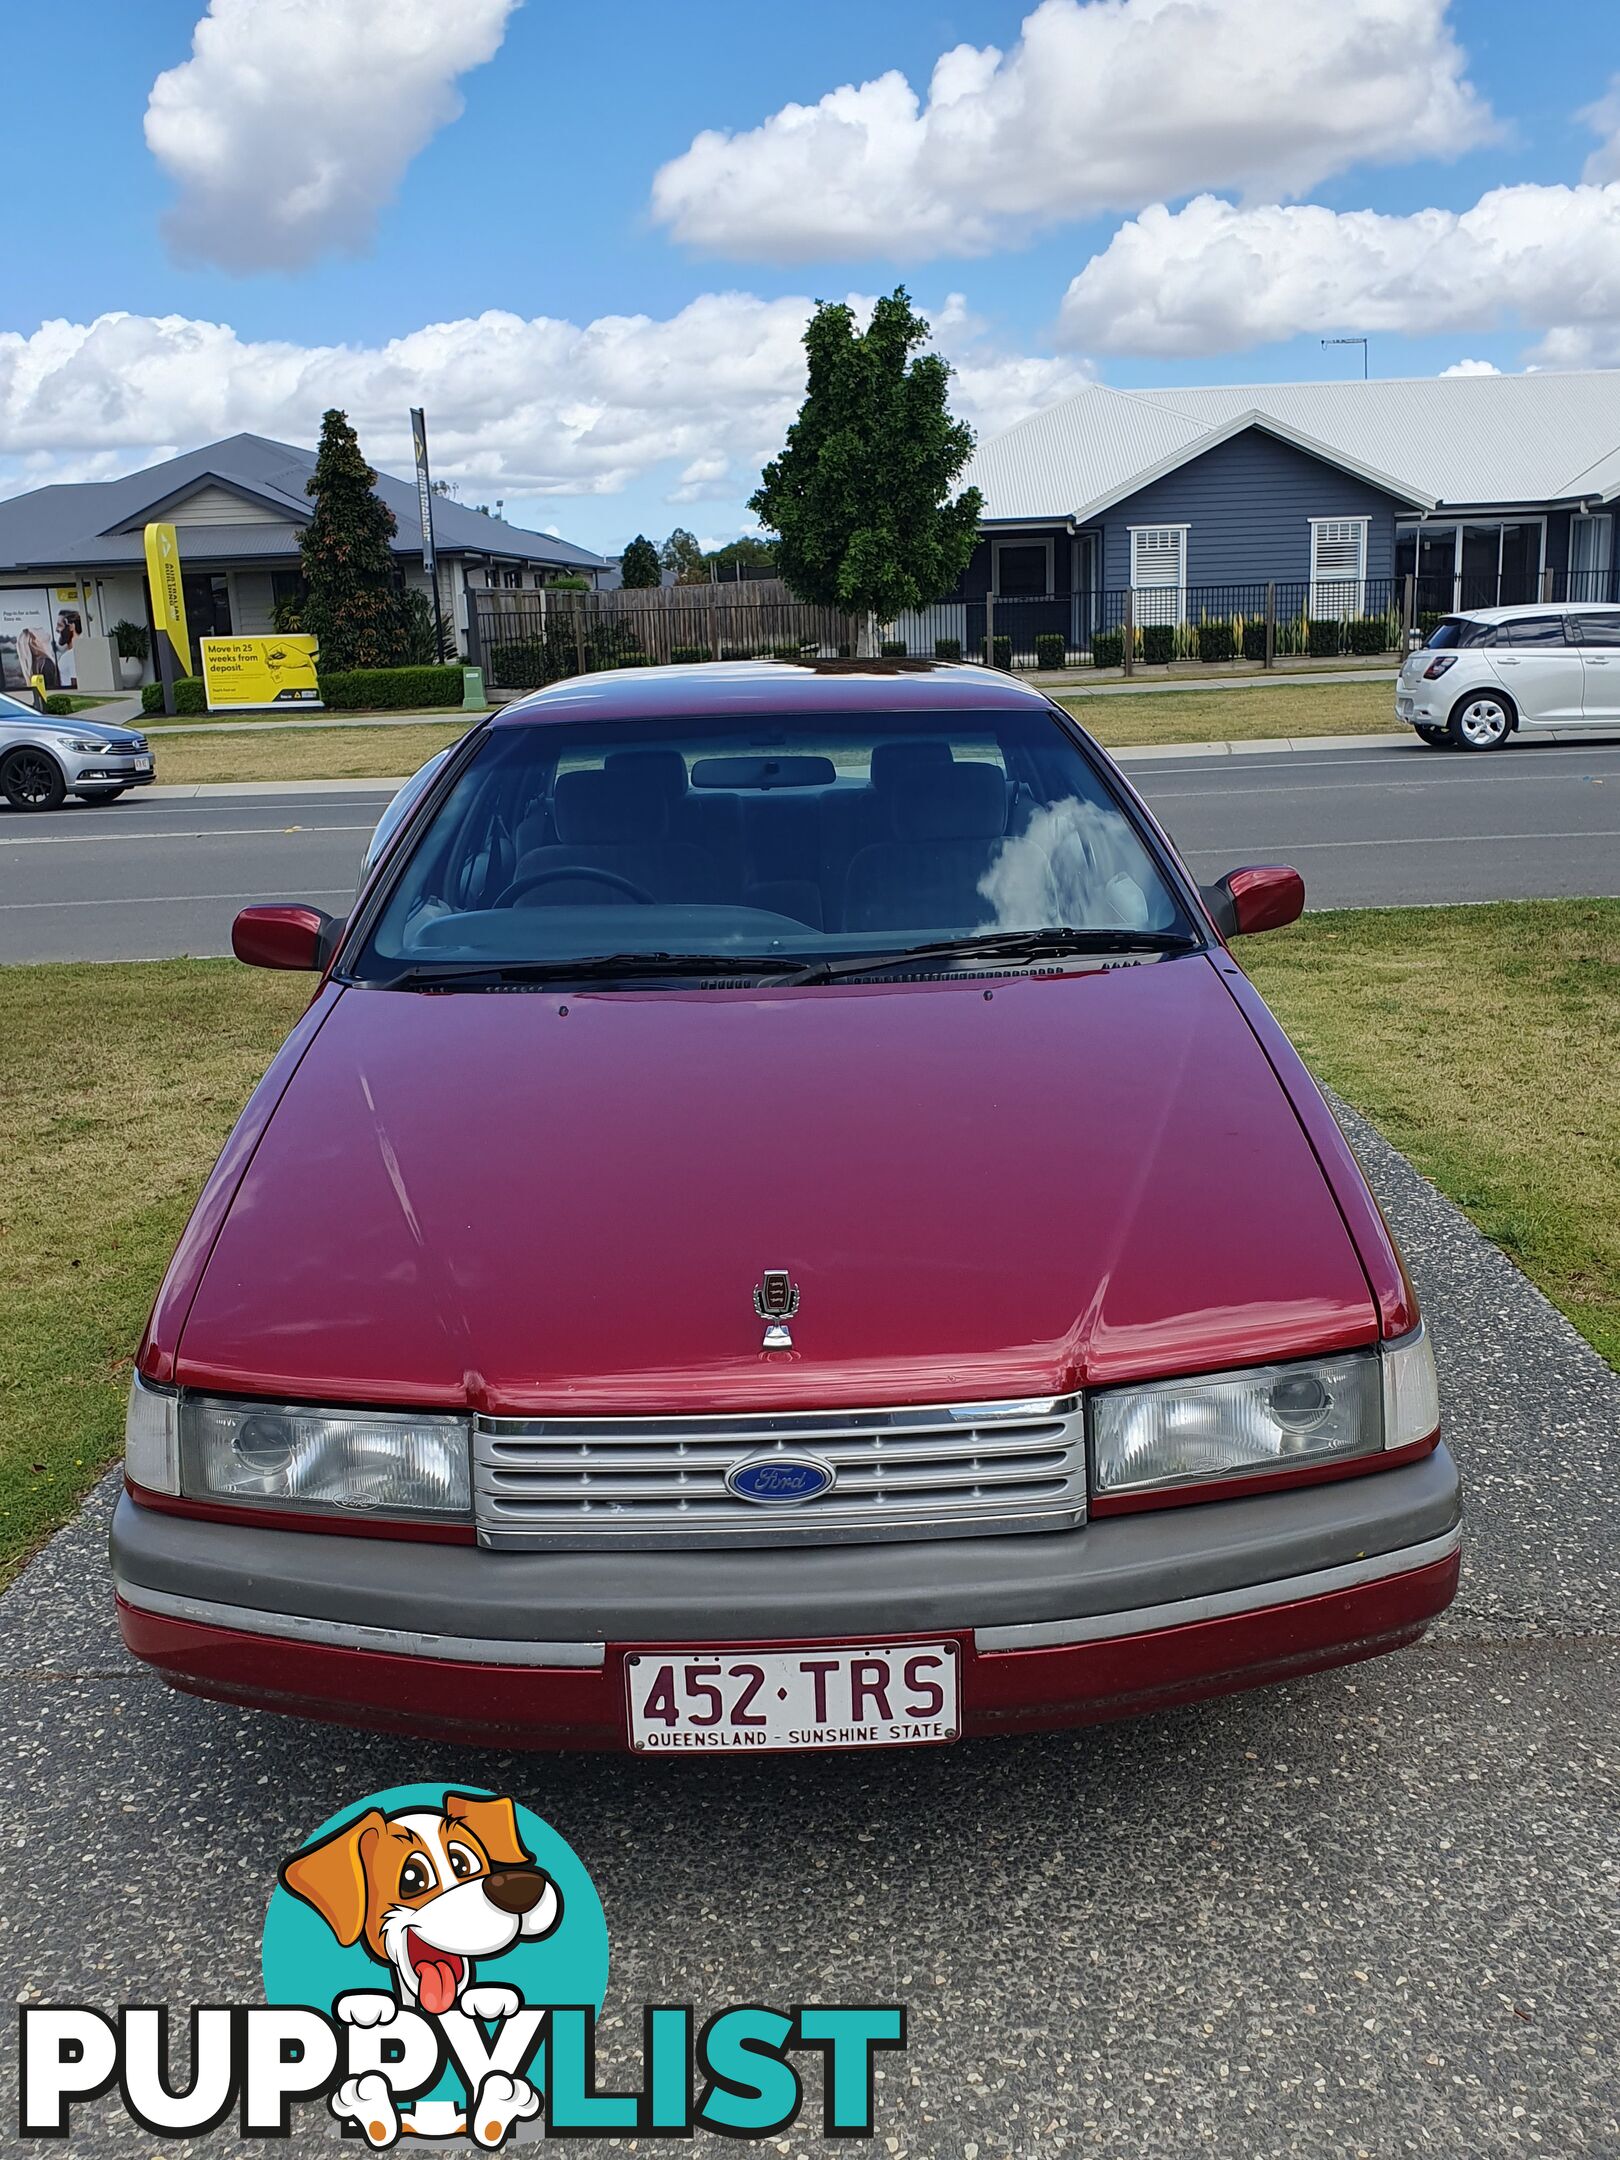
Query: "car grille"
472 1397 1088 1549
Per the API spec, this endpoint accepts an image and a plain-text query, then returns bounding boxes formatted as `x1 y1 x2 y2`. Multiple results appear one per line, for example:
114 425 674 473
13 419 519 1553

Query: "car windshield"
351 706 1198 984
1425 617 1498 648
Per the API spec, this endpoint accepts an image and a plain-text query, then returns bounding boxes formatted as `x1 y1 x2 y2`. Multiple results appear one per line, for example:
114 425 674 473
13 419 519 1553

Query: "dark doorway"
182 573 232 639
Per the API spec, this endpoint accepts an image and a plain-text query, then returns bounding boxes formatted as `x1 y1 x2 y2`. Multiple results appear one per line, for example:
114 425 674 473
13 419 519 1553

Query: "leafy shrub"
1034 632 1067 670
1346 615 1393 656
880 638 908 657
319 665 464 711
933 636 962 661
983 634 1012 669
1195 622 1238 664
43 693 75 716
270 593 304 635
609 651 653 666
486 638 550 686
110 619 150 663
1240 621 1269 663
1306 617 1344 657
671 645 708 664
772 642 808 660
141 676 207 715
720 645 759 661
1416 610 1444 640
1141 624 1175 665
1090 631 1124 670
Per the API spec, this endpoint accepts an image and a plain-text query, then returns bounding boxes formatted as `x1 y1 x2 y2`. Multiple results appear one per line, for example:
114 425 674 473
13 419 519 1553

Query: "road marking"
1181 828 1620 851
1145 774 1619 801
1137 744 1620 782
0 888 355 910
0 822 373 848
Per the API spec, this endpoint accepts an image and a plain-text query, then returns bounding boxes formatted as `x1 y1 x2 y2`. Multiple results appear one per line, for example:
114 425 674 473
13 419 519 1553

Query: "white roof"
965 371 1620 523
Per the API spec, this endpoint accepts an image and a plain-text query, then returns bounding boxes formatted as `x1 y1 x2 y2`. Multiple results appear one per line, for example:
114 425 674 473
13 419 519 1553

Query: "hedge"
1306 618 1344 657
1195 622 1237 664
1240 621 1269 662
142 663 463 716
983 634 1012 670
1141 624 1175 665
880 638 908 657
670 645 708 664
1034 632 1067 670
933 637 962 661
1090 630 1124 669
1345 615 1394 656
42 693 76 716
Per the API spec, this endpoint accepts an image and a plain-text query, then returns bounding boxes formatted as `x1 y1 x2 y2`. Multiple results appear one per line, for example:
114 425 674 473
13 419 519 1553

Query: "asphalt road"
2 736 1618 964
2 1104 1616 2154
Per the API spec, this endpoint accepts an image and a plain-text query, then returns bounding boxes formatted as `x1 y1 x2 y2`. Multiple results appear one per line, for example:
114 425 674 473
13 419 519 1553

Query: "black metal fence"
472 566 1617 690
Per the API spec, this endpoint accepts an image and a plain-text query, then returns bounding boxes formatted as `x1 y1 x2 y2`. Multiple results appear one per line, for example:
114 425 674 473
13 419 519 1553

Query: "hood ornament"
754 1269 800 1350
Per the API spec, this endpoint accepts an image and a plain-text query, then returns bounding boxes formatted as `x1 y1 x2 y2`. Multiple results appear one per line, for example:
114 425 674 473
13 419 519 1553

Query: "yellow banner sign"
199 634 323 713
143 522 192 677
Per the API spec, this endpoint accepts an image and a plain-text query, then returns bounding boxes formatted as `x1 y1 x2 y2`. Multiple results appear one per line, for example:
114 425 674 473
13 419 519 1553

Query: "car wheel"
1415 725 1449 747
76 789 125 804
1448 693 1513 750
0 745 67 810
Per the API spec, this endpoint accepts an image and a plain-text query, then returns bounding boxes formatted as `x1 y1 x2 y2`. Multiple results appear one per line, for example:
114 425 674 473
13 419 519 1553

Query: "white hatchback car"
1396 601 1620 749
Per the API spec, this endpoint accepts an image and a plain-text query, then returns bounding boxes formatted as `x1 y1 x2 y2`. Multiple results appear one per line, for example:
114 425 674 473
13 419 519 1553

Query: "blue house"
941 370 1620 658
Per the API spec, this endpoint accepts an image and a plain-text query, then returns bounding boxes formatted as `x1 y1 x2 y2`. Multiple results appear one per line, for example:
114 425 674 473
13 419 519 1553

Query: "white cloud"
1056 185 1620 359
145 0 519 271
1580 76 1620 183
0 298 1087 518
650 0 1492 261
1440 358 1501 376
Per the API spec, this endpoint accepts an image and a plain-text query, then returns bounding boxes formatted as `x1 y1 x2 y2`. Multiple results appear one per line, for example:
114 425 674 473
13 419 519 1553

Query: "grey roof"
0 432 611 575
965 370 1620 524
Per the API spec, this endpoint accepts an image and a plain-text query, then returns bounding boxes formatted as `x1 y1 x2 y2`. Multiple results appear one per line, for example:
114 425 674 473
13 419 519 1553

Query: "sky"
5 0 1620 559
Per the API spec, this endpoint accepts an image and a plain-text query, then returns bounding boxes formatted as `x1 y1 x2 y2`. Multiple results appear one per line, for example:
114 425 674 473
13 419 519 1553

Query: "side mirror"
232 903 338 971
1203 865 1305 938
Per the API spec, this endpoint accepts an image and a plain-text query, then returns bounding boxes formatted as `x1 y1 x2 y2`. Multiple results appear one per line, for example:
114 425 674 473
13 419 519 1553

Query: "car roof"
1454 600 1617 623
492 659 1054 726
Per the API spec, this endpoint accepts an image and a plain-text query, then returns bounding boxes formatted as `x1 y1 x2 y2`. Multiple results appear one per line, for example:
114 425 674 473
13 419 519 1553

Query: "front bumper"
112 1447 1461 1749
69 755 155 793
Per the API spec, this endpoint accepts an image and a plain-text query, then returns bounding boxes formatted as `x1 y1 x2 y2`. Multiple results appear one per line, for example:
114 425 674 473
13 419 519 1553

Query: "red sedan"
113 661 1459 1752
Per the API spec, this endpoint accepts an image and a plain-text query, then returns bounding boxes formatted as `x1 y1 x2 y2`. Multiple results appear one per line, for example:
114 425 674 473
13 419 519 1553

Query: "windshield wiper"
782 926 1199 984
371 952 819 991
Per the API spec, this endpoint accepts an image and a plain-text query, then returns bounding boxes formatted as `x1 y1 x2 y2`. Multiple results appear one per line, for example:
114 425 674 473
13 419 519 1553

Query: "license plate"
134 757 153 772
626 1642 959 1753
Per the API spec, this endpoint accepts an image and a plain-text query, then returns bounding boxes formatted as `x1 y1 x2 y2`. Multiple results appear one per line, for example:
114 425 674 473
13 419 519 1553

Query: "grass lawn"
149 720 468 786
1 897 1613 1583
1062 676 1398 748
1244 899 1620 1369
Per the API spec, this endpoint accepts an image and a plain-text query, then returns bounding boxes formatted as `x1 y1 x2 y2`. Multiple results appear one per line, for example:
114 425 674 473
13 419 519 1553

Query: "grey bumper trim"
974 1524 1462 1652
115 1581 606 1668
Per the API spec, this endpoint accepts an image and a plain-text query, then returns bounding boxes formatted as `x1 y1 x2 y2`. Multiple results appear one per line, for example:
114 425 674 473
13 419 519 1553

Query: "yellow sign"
143 522 192 676
199 634 323 713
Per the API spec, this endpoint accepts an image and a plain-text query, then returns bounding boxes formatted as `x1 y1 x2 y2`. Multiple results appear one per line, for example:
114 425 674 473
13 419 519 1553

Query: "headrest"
890 760 1008 843
870 740 954 791
605 748 688 799
553 764 671 845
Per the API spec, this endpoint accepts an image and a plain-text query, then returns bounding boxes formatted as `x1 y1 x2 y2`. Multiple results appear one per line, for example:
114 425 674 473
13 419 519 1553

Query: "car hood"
175 959 1379 1413
41 719 145 745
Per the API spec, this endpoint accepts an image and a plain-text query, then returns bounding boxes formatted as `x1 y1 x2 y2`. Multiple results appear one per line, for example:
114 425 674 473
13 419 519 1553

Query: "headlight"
1093 1351 1381 1496
66 737 114 753
1093 1328 1440 1498
178 1396 471 1517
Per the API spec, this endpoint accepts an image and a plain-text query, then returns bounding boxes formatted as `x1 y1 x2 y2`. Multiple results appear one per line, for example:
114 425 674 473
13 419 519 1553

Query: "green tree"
619 533 662 588
298 408 406 671
750 289 981 645
660 527 707 584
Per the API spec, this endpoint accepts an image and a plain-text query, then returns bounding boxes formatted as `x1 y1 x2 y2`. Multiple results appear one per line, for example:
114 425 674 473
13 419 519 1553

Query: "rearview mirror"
1202 865 1305 938
232 904 338 971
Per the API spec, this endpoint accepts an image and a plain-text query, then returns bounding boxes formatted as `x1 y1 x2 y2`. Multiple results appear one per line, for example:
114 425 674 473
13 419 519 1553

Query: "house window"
1569 514 1613 602
1308 518 1368 618
1129 525 1186 624
992 538 1053 596
1394 520 1545 611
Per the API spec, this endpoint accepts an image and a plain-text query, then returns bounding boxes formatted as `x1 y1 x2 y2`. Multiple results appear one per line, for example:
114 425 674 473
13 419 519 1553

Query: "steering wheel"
498 863 658 907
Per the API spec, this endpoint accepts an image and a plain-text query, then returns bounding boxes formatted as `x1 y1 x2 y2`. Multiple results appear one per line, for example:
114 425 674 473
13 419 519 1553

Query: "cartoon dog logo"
280 1789 562 2145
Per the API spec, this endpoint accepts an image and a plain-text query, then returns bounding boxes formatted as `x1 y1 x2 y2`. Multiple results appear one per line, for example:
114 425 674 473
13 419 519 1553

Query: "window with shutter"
1129 526 1186 624
1309 518 1368 618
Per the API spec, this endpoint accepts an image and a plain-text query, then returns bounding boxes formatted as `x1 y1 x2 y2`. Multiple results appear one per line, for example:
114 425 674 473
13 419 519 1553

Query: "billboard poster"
0 587 71 693
411 406 438 578
200 633 322 712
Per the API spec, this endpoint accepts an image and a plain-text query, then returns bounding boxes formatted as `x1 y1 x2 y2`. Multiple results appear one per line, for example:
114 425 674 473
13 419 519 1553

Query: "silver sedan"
0 694 155 810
